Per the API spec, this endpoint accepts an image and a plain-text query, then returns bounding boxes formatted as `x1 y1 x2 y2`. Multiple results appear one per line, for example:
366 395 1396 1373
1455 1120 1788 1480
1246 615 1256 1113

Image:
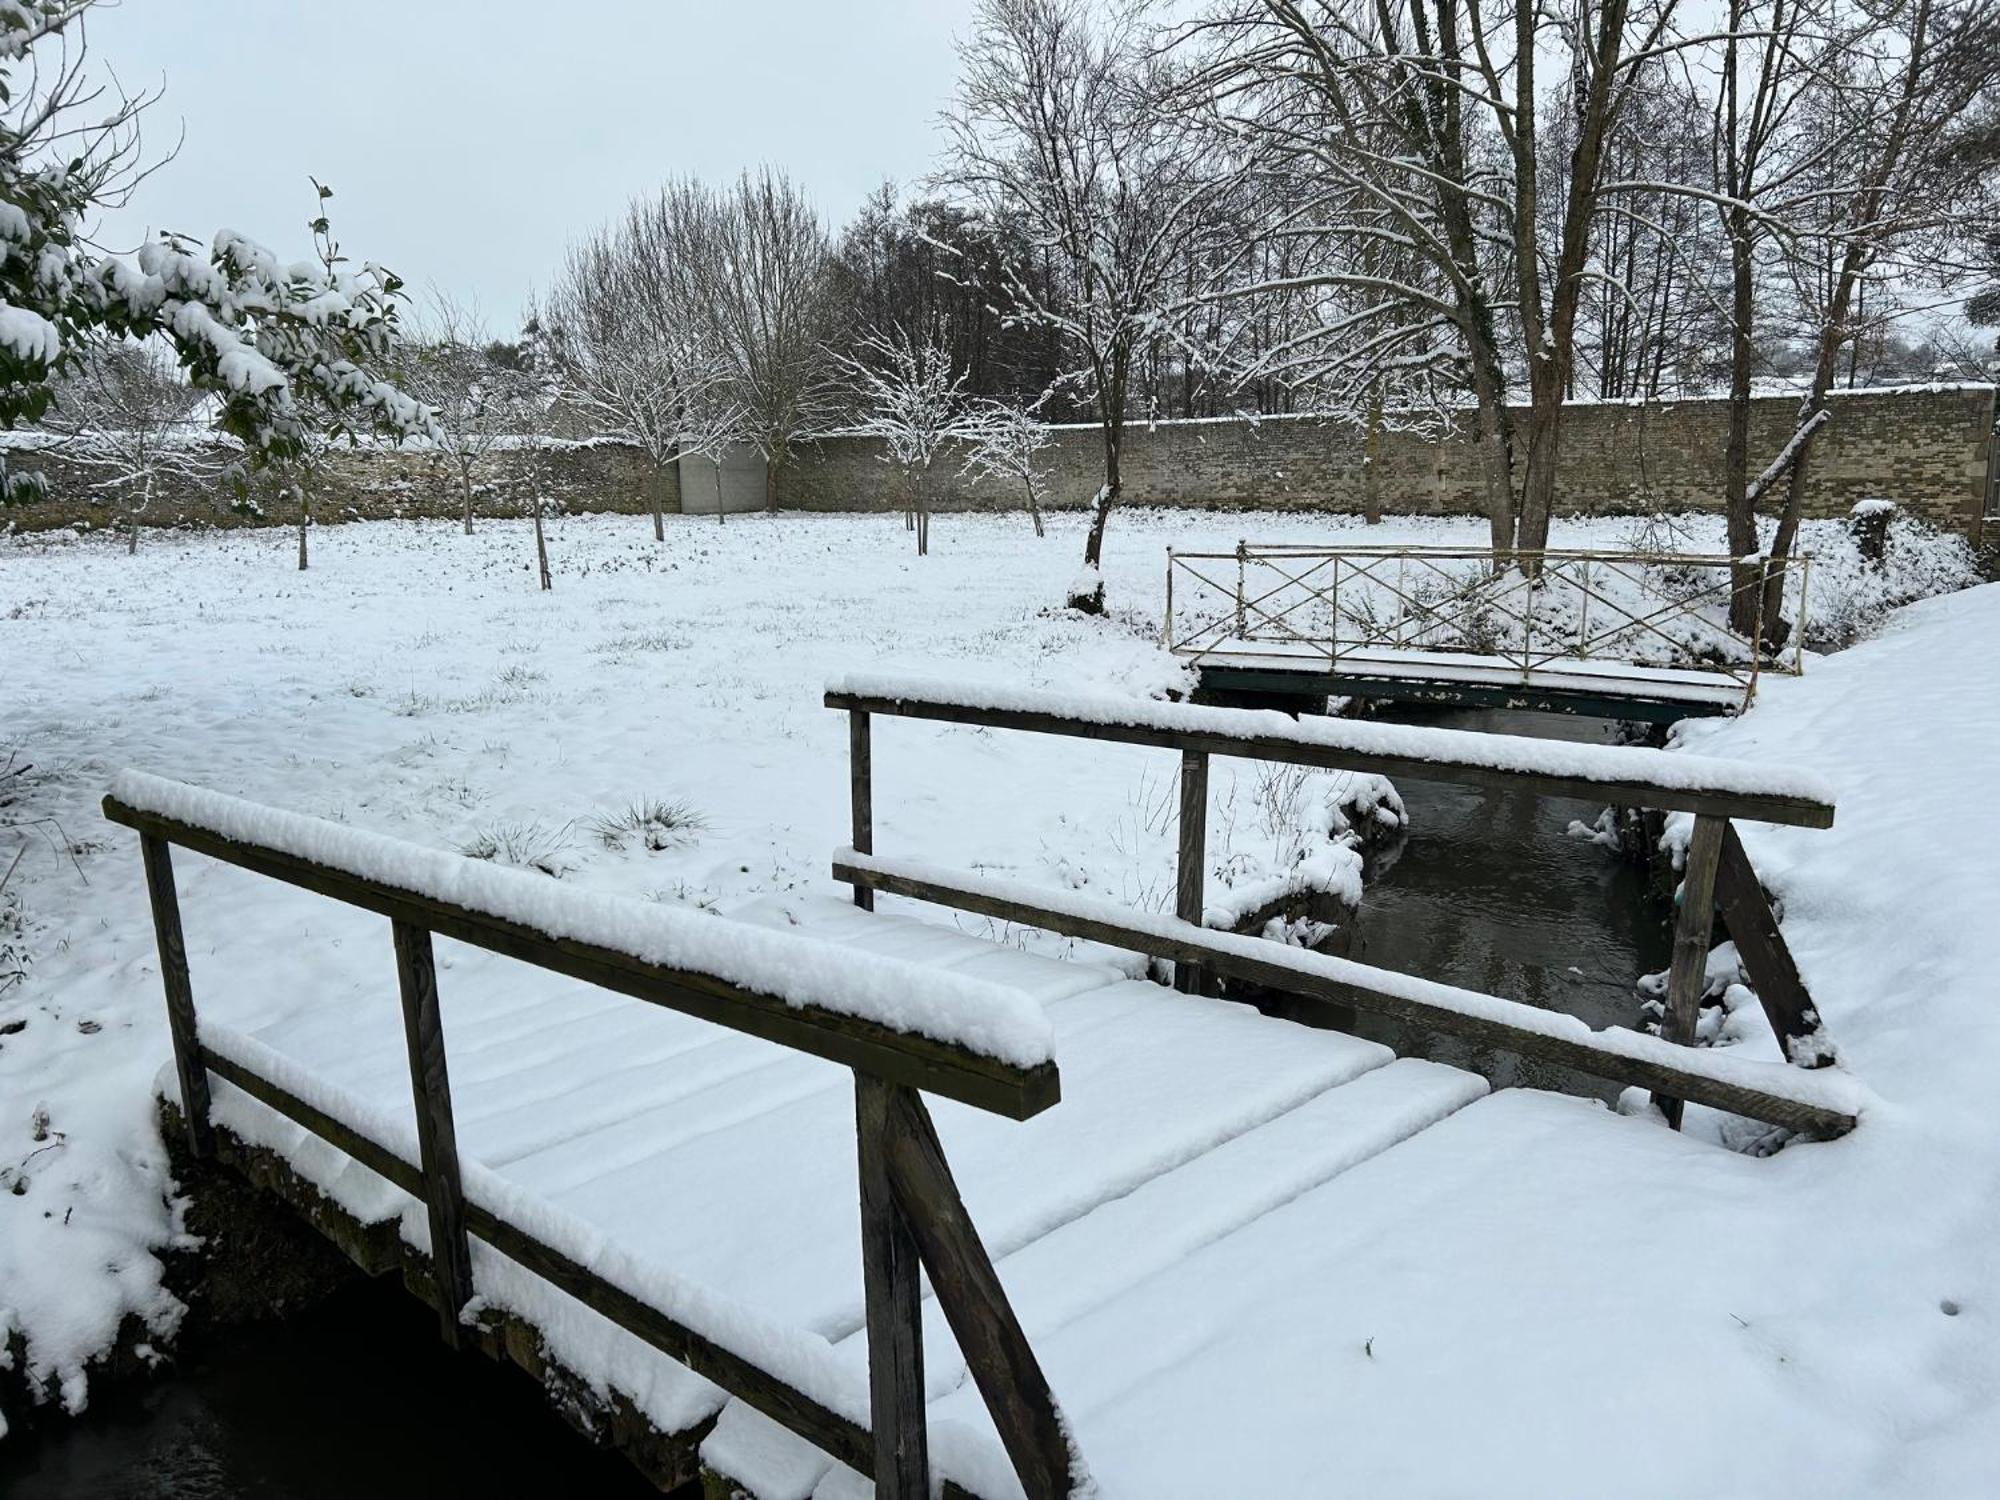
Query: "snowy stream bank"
1 509 1993 1495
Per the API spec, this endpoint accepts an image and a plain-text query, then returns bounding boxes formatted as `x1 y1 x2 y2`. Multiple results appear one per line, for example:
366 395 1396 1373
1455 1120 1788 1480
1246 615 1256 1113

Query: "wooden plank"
391 919 475 1346
851 710 875 913
197 1043 880 1481
1650 814 1728 1130
834 858 1855 1138
1715 822 1830 1066
883 1085 1078 1500
139 833 214 1159
1174 748 1208 996
824 691 1831 828
101 797 1058 1123
856 1074 930 1499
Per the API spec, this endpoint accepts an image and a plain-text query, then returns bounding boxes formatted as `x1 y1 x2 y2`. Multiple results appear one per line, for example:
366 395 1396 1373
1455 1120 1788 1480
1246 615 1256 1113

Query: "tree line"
4 0 1995 633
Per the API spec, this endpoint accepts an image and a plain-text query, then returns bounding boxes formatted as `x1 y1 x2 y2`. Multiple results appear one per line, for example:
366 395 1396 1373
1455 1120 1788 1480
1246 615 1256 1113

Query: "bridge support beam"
392 919 475 1346
1175 749 1209 995
855 1073 929 1498
1654 814 1728 1129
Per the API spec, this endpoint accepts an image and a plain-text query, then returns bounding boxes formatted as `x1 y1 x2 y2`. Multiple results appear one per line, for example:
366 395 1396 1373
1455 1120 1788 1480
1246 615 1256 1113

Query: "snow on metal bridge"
1164 543 1813 722
105 678 1855 1498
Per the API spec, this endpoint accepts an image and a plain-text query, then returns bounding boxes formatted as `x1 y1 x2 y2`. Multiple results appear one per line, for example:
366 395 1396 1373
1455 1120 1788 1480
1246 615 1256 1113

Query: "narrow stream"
1267 705 1673 1099
0 1278 658 1499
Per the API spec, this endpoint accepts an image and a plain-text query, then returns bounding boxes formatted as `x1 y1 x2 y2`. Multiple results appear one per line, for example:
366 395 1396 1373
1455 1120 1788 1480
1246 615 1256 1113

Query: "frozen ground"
0 505 1994 1493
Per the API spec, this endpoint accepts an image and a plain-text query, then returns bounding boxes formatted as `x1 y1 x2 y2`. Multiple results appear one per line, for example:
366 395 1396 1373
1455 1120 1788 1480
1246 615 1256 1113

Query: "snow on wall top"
826 674 1838 809
107 770 1055 1071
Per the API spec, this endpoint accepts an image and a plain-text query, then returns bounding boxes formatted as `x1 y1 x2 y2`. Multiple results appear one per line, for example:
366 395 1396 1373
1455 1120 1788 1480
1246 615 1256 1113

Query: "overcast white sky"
88 0 976 338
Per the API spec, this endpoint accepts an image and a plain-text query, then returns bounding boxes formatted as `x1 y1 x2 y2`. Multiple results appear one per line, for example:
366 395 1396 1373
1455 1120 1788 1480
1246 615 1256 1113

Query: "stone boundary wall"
3 384 1991 541
0 437 675 536
779 384 1996 540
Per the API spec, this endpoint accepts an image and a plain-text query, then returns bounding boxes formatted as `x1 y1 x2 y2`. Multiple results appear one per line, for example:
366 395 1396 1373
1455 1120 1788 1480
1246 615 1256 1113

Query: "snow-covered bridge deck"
1178 639 1755 720
102 683 1856 1498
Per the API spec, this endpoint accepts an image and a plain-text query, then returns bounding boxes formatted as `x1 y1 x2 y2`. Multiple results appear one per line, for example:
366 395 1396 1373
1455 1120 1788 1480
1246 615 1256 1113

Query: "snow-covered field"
1 505 1996 1492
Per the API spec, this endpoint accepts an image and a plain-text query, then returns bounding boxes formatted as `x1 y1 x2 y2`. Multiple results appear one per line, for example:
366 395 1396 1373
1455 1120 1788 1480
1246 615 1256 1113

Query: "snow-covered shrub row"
1792 507 1981 650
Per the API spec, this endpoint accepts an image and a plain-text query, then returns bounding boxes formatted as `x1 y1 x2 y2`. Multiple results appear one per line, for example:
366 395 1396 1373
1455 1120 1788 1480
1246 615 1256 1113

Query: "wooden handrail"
107 779 1088 1499
831 678 1842 1136
103 793 1058 1120
824 680 1836 829
833 852 1858 1139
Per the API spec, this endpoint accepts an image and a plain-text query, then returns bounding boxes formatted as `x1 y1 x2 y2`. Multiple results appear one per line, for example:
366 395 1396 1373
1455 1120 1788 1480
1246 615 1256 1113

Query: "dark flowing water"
0 1279 657 1499
0 705 1667 1494
1271 706 1672 1098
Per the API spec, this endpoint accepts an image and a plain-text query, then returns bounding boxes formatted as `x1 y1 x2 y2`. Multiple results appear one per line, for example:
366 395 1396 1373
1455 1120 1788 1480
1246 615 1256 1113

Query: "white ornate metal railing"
1163 544 1811 693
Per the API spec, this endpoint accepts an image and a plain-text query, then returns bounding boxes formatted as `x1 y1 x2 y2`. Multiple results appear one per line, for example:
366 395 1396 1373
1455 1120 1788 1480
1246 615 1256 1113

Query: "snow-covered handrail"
104 768 1087 1498
830 672 1844 1134
834 849 1861 1138
824 674 1836 827
103 770 1056 1098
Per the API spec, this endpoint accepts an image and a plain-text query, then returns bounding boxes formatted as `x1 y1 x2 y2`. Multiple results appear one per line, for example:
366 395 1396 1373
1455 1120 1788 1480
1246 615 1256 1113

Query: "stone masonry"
3 384 1991 541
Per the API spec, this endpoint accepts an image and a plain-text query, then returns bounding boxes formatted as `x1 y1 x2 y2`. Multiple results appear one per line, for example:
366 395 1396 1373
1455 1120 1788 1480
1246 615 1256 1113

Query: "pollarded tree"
840 325 970 555
942 0 1247 612
958 394 1055 536
47 338 237 551
0 5 435 507
403 292 547 534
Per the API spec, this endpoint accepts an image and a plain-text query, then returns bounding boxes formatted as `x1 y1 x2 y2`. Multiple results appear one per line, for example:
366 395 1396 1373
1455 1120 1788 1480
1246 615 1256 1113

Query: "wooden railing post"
1653 814 1728 1129
139 833 214 1159
855 1073 929 1498
1174 749 1209 996
850 710 874 912
881 1083 1080 1500
391 919 475 1346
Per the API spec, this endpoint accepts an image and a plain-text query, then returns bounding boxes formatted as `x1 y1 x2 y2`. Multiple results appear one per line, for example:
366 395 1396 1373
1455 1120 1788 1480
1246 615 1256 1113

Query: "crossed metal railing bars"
1164 544 1811 694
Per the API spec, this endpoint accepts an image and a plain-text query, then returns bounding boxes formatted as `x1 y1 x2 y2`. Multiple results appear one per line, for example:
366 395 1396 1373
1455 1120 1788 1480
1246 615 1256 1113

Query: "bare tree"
684 169 845 511
1171 2 1519 552
536 182 732 540
943 0 1245 611
840 325 971 555
403 292 545 535
47 339 235 552
959 394 1056 535
1755 0 2000 636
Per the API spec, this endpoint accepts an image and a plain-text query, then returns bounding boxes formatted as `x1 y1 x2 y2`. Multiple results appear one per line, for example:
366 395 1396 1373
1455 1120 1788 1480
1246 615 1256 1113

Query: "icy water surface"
1270 705 1673 1101
0 1278 657 1499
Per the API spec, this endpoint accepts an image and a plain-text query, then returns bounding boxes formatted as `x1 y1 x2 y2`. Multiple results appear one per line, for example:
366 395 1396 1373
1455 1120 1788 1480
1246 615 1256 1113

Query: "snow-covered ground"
0 505 1994 1491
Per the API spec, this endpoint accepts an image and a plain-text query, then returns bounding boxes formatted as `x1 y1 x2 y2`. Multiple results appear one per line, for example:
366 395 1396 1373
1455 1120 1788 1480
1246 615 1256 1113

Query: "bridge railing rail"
827 676 1854 1138
103 771 1085 1500
1163 544 1812 691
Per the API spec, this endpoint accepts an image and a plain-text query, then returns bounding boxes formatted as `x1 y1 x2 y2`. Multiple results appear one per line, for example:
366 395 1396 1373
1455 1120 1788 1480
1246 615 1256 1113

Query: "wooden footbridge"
105 678 1858 1498
1164 543 1811 722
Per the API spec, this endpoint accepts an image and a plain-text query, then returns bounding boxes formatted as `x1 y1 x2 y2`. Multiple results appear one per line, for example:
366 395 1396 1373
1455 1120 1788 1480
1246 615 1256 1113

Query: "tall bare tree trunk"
1025 475 1044 537
533 499 553 590
128 473 146 555
296 482 310 572
1362 384 1386 525
1072 426 1118 615
1722 209 1762 636
461 469 474 535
